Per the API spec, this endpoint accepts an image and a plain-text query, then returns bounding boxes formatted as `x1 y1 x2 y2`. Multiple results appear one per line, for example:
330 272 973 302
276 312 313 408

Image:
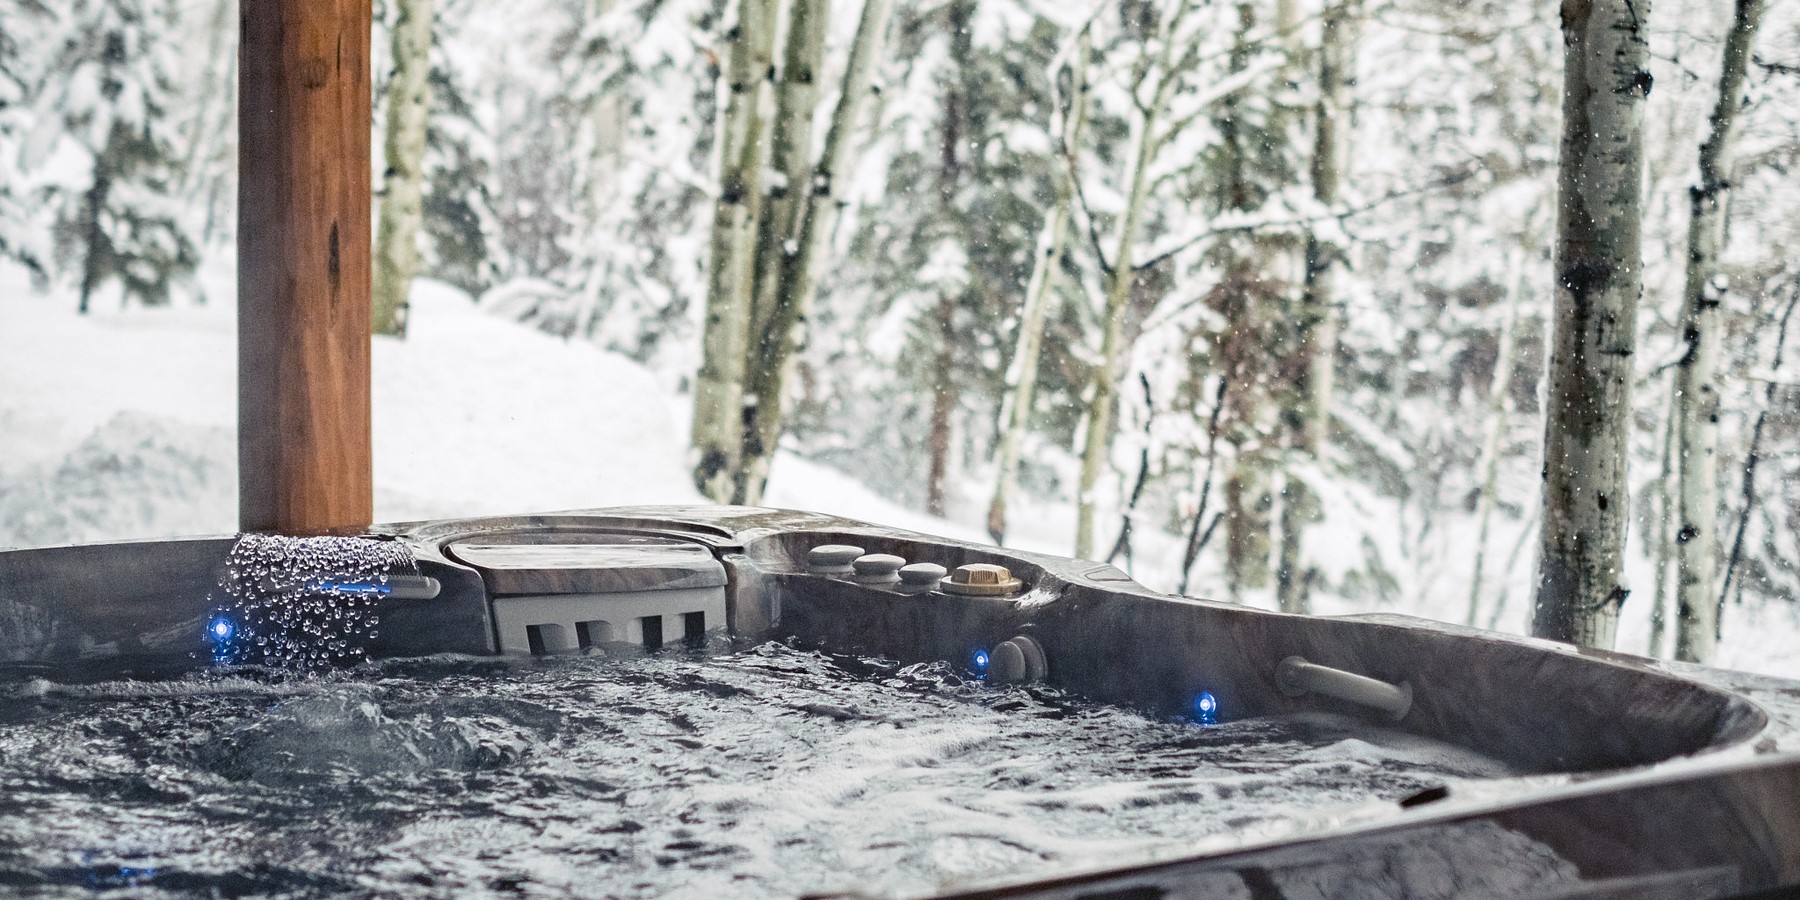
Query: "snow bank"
0 268 954 549
369 281 696 520
0 271 701 544
0 412 233 547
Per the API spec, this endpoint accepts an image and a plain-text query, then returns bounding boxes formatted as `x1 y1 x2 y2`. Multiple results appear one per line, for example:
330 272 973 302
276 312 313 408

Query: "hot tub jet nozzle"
990 635 1047 685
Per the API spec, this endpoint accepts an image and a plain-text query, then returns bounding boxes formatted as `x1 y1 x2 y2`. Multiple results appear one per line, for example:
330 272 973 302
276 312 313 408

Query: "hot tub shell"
2 504 1796 898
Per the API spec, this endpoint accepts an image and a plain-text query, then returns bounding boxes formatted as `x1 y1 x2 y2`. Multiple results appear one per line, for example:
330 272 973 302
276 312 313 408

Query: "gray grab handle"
386 575 442 600
1276 656 1413 721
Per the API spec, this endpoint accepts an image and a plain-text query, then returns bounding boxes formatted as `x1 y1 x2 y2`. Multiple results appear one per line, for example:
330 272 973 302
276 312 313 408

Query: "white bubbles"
209 533 419 671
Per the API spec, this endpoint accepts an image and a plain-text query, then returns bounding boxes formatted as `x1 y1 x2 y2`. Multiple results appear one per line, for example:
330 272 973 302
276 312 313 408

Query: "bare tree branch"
1752 53 1798 76
1105 372 1157 567
1178 374 1231 596
1068 152 1112 279
1721 274 1800 606
1132 170 1476 274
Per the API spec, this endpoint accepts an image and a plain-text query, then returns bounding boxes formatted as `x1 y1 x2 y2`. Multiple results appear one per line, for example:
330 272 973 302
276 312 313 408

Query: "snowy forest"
1 0 1798 672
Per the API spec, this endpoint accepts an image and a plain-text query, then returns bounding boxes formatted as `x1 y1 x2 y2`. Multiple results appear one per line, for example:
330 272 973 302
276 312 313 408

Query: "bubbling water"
207 533 417 670
0 643 1532 899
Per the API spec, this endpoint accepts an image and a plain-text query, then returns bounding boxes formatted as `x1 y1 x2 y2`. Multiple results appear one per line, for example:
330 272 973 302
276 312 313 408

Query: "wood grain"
237 0 374 535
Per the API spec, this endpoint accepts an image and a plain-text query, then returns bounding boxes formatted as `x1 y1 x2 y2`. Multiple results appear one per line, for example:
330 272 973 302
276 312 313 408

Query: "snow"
0 258 944 547
370 282 694 520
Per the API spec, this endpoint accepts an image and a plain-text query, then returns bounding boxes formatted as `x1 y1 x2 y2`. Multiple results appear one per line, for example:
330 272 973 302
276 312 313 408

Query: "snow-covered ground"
4 258 1796 679
0 261 966 540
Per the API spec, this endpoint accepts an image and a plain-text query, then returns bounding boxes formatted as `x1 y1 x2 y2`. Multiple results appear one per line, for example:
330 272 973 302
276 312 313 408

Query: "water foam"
0 642 1543 897
208 533 417 670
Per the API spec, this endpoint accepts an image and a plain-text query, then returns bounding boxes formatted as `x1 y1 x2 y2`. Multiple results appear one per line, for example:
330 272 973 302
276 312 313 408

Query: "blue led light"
316 579 390 595
971 649 990 673
206 615 236 643
1194 691 1218 725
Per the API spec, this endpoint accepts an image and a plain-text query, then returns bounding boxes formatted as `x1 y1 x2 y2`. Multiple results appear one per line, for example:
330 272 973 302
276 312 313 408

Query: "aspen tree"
1674 0 1766 663
736 0 892 505
1532 0 1653 649
1075 0 1198 559
774 0 895 364
989 30 1092 545
922 1 980 516
692 0 776 500
176 0 233 197
734 0 833 505
372 0 435 337
1649 388 1678 656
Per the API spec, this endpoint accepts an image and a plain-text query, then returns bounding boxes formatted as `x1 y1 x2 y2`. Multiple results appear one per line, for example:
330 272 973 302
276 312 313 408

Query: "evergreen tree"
797 0 1078 513
24 0 197 310
420 63 500 299
0 1 53 278
554 0 721 369
372 0 438 336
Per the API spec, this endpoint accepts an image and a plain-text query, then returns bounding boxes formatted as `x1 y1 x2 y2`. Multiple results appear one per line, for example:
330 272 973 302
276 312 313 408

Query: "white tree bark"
776 0 894 343
1649 384 1678 657
1074 0 1194 559
756 0 896 507
734 0 831 505
371 0 435 337
582 0 627 234
691 0 776 501
1674 0 1764 664
179 0 239 242
1297 0 1354 457
1531 0 1652 649
988 30 1091 545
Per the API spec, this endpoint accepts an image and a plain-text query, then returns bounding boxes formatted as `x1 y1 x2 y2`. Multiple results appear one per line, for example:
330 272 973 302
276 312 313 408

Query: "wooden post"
237 0 374 535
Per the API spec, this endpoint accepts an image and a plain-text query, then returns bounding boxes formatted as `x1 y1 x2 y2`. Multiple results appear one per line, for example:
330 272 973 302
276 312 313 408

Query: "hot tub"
2 505 1796 898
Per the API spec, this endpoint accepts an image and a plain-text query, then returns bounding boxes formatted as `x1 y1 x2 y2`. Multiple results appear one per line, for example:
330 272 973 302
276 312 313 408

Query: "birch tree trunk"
925 27 967 517
734 0 892 505
1674 0 1764 664
1275 0 1358 614
691 0 776 501
1225 461 1273 599
1531 0 1652 649
1297 0 1354 458
1217 5 1272 597
582 0 627 236
733 0 832 505
1074 125 1151 560
988 31 1091 545
927 293 957 516
1649 385 1678 656
775 0 894 336
1074 0 1193 559
371 0 435 337
193 0 239 243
